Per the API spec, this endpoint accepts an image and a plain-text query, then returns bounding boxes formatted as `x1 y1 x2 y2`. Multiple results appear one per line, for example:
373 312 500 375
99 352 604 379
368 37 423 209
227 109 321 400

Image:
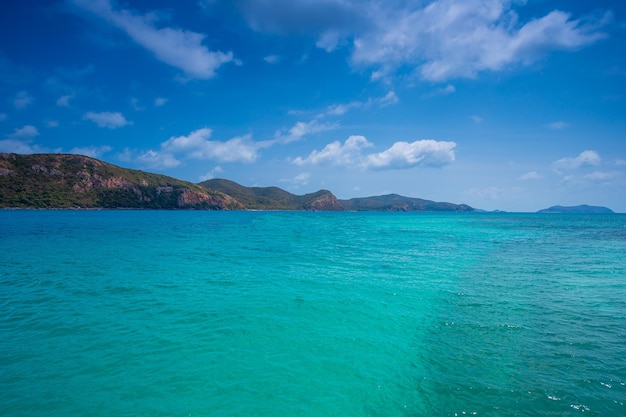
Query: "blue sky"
1 0 625 212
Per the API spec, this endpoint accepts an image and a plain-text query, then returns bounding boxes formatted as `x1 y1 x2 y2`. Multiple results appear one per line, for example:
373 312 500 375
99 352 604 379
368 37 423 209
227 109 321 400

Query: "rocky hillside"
0 153 242 209
1 153 475 211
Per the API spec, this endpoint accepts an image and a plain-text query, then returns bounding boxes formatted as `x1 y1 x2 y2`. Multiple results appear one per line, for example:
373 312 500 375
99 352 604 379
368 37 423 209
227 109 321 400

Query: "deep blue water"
1 211 625 416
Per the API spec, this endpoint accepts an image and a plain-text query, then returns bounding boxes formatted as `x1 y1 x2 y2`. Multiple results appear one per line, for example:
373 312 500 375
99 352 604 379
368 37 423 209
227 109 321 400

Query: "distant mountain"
537 205 614 214
339 193 474 212
0 153 475 212
0 153 242 209
199 178 342 210
200 180 474 212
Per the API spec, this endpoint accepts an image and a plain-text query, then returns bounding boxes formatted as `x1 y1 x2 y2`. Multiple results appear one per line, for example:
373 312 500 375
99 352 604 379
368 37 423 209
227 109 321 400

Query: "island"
1 153 474 212
537 205 615 214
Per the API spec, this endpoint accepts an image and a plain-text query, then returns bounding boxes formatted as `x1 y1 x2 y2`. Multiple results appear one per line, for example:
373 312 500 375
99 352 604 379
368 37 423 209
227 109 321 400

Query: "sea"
1 210 625 417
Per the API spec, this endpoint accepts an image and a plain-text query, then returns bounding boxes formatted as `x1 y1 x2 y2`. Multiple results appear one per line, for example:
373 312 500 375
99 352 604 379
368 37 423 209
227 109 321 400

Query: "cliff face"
301 192 344 211
0 153 242 209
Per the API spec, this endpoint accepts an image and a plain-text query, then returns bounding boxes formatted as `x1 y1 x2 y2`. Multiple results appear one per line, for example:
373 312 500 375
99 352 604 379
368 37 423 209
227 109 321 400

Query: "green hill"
340 193 474 212
537 205 614 214
1 153 475 211
199 178 343 210
0 153 242 209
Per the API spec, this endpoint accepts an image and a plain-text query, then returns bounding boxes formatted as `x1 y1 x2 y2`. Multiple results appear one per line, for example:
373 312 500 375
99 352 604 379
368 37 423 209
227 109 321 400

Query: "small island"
537 205 615 214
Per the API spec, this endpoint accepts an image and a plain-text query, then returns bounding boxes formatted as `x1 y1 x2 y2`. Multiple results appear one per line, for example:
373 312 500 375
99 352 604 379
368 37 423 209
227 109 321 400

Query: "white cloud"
161 128 260 163
364 139 456 169
69 145 112 158
14 91 33 109
199 166 223 181
470 115 483 124
237 1 609 82
124 128 270 170
280 172 311 186
154 97 168 107
353 2 609 81
1 126 45 154
547 120 569 130
8 125 39 139
263 54 280 63
520 171 541 180
84 111 132 128
70 0 233 79
136 149 181 169
293 135 456 170
46 120 59 128
293 135 372 166
616 159 626 167
0 113 6 121
276 119 338 143
321 91 398 117
425 84 456 97
584 171 618 181
378 91 399 107
552 150 601 172
0 139 45 154
56 94 74 107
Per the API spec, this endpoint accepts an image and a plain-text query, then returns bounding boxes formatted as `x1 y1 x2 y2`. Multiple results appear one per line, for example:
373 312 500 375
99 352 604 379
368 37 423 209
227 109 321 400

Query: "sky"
1 0 625 212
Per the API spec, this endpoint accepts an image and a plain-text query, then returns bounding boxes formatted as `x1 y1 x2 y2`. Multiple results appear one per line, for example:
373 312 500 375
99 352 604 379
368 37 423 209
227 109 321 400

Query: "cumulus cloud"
70 0 233 79
552 150 601 172
129 128 266 170
233 0 608 82
293 135 456 170
364 140 456 169
14 91 33 109
154 97 168 107
352 1 609 81
293 135 372 166
84 111 132 128
69 145 112 158
162 128 260 163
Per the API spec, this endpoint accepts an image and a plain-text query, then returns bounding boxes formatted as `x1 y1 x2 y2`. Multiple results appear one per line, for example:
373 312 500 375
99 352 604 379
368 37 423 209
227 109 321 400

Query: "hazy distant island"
537 205 615 214
0 153 474 212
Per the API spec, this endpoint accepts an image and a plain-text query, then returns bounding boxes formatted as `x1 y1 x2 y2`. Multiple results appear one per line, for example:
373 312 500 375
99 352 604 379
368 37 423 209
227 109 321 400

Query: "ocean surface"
1 210 625 416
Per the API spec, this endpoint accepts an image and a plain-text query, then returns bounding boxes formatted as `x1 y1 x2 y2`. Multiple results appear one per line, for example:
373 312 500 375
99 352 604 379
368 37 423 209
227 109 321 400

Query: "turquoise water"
1 211 625 416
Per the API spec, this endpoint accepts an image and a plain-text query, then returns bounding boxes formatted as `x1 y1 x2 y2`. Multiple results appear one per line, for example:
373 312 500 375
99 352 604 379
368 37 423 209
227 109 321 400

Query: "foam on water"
1 211 625 416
